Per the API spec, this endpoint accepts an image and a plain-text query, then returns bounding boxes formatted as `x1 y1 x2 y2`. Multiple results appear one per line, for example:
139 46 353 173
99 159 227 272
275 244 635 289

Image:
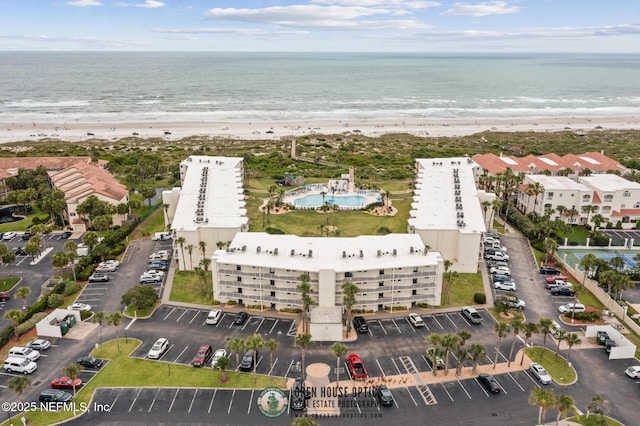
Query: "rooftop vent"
359 250 363 258
257 246 261 253
291 249 295 256
273 248 278 256
308 250 313 258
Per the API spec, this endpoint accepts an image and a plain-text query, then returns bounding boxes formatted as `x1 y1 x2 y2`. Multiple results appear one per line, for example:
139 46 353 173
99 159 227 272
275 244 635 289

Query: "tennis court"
558 247 640 270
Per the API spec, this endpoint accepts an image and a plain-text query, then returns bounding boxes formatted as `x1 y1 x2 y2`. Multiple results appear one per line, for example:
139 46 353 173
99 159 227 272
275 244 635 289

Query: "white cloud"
312 0 440 8
441 1 520 17
134 0 165 8
65 0 102 6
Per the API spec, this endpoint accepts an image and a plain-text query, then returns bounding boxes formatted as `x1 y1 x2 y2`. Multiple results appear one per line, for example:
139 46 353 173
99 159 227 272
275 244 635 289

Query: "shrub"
376 226 392 235
63 281 81 296
47 293 64 308
384 305 407 311
265 227 285 234
565 311 601 322
279 307 301 313
416 303 430 308
226 300 237 306
474 293 487 304
80 310 92 321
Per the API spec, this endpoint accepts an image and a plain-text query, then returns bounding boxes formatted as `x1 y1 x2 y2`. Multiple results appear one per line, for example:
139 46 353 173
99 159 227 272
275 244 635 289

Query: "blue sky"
1 1 639 52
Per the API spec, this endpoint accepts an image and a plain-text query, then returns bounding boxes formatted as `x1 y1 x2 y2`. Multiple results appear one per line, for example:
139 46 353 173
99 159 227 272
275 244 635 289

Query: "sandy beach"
1 116 639 143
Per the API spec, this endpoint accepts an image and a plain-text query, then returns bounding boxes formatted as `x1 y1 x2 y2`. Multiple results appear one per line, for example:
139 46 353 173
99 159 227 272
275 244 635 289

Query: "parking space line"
391 319 402 333
432 315 444 330
268 357 278 375
444 314 458 328
163 307 176 320
176 309 189 322
110 392 121 410
458 312 472 327
208 389 217 413
128 388 142 412
188 389 198 413
254 317 266 333
189 310 201 324
287 321 297 337
351 396 362 414
457 380 472 399
375 359 385 377
508 372 525 392
217 313 227 327
168 389 179 412
284 360 294 378
524 371 542 388
173 346 189 363
494 377 507 394
404 387 419 406
247 389 254 414
377 320 388 335
440 383 454 402
241 318 251 331
228 389 236 414
391 358 402 375
404 317 418 332
421 354 432 371
474 378 490 397
148 388 160 412
268 319 279 335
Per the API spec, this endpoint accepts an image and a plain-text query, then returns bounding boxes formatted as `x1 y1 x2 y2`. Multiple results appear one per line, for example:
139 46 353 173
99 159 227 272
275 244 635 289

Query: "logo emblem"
257 387 288 418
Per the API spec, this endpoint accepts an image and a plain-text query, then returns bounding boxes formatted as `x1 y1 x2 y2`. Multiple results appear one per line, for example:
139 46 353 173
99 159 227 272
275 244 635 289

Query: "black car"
478 373 501 394
234 311 249 325
21 232 32 241
376 385 394 406
12 247 27 256
39 389 73 404
238 349 256 372
597 331 610 346
550 286 576 296
62 231 72 239
540 265 561 275
291 377 308 410
77 356 104 369
353 316 369 333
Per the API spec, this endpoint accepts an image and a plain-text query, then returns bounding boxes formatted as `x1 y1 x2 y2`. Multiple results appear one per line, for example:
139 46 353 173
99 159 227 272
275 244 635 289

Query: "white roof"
578 156 601 165
499 157 519 166
538 157 559 166
579 174 640 192
526 175 592 191
408 158 485 234
172 156 248 230
215 233 440 272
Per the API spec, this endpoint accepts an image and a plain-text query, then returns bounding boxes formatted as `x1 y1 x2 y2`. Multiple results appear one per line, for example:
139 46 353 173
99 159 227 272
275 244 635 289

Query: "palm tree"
441 333 460 376
454 348 470 376
7 376 31 423
226 337 245 370
62 363 82 397
481 200 491 228
538 318 553 360
215 356 231 382
468 343 486 374
16 286 31 309
592 213 606 230
529 387 556 426
291 416 320 426
297 273 312 333
520 322 539 365
457 330 472 347
555 394 576 426
579 252 598 284
198 240 207 260
582 204 596 229
176 236 186 270
442 259 454 305
330 342 347 389
63 240 78 281
265 338 280 373
493 322 509 369
542 237 558 264
4 309 23 340
564 333 581 365
51 251 69 277
93 311 106 349
244 334 264 384
427 333 442 376
107 311 123 352
295 333 313 381
555 330 566 356
507 319 522 367
186 244 195 270
341 281 359 337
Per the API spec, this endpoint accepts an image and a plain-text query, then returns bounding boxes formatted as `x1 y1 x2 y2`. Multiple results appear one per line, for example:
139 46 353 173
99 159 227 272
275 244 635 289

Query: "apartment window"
379 281 384 287
345 272 353 278
604 195 613 202
237 288 242 294
270 280 275 286
270 291 275 297
378 293 384 299
237 276 242 282
413 278 418 284
236 265 241 271
379 269 385 275
624 190 631 197
69 212 76 216
269 268 275 274
413 267 419 273
412 290 417 296
635 202 640 209
547 192 554 200
582 195 590 202
602 206 612 213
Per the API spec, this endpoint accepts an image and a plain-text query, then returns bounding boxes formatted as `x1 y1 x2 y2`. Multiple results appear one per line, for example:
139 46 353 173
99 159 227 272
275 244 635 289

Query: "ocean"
1 52 639 124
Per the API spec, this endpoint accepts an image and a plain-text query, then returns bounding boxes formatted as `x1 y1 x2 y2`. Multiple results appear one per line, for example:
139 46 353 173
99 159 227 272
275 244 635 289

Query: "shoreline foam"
1 116 639 143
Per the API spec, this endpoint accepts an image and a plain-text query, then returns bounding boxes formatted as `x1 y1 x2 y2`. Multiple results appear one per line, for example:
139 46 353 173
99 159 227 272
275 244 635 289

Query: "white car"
490 265 511 276
149 250 170 261
148 338 169 359
408 313 425 327
67 303 92 311
558 303 586 314
549 320 564 338
625 366 640 378
211 348 227 367
504 295 525 309
530 363 552 384
206 309 222 325
99 260 120 269
494 280 516 291
2 232 17 240
139 271 163 284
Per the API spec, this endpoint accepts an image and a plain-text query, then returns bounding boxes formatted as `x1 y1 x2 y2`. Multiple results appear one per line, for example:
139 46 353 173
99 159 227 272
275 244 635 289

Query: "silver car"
529 363 552 384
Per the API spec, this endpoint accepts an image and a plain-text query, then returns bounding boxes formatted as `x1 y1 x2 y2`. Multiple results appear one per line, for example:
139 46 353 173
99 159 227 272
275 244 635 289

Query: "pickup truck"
346 353 368 380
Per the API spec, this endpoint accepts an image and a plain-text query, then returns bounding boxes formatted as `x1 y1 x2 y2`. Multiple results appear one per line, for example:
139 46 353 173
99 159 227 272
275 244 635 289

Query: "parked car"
597 331 610 346
489 265 511 276
148 338 169 359
51 376 83 389
462 306 483 324
426 348 444 370
139 271 163 284
3 232 16 240
67 303 92 311
486 251 509 262
21 232 32 241
8 346 40 361
478 373 501 393
346 353 368 380
211 348 227 367
149 250 170 261
408 313 425 327
529 363 552 385
147 261 168 271
99 259 120 268
503 295 525 309
605 339 617 353
558 303 586 314
545 275 568 284
3 357 37 374
549 320 564 338
494 280 516 291
193 344 213 367
540 265 561 275
39 389 72 403
77 356 104 369
624 365 640 378
550 286 576 296
26 338 51 351
486 260 509 269
353 316 369 333
234 311 249 325
375 385 394 406
12 247 27 256
492 274 513 283
0 291 10 301
88 272 110 283
62 230 73 239
291 377 308 410
206 309 222 325
238 349 257 372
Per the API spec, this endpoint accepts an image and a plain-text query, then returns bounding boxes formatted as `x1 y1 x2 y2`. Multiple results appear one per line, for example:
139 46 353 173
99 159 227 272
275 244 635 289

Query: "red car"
51 376 83 389
346 353 368 380
545 275 567 284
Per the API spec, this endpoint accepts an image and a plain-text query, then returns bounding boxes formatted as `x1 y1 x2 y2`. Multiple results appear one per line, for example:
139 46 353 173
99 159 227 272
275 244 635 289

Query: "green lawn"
524 347 577 385
0 277 20 291
487 307 525 324
440 273 484 308
129 206 164 239
124 301 160 318
559 225 591 245
569 415 624 426
170 270 217 305
9 339 285 426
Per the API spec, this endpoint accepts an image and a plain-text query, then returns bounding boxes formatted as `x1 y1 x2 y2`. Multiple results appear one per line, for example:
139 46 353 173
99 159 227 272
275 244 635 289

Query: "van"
9 346 40 361
549 320 563 338
151 232 172 241
3 357 37 374
353 316 369 333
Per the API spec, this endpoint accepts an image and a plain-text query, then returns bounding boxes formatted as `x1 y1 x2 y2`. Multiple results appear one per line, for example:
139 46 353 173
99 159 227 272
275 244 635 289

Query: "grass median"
9 338 286 426
524 347 576 385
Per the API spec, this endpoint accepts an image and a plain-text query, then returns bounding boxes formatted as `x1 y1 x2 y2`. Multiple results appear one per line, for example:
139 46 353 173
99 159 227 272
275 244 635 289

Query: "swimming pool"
294 194 368 208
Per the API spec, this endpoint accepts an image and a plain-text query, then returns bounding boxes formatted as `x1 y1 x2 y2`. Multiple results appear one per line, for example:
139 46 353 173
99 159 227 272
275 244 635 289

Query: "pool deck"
283 184 382 210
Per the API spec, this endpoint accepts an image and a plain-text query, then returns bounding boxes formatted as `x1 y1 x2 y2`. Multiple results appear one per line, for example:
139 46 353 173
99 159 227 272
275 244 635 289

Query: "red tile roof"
611 208 640 217
48 161 128 204
473 152 625 175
